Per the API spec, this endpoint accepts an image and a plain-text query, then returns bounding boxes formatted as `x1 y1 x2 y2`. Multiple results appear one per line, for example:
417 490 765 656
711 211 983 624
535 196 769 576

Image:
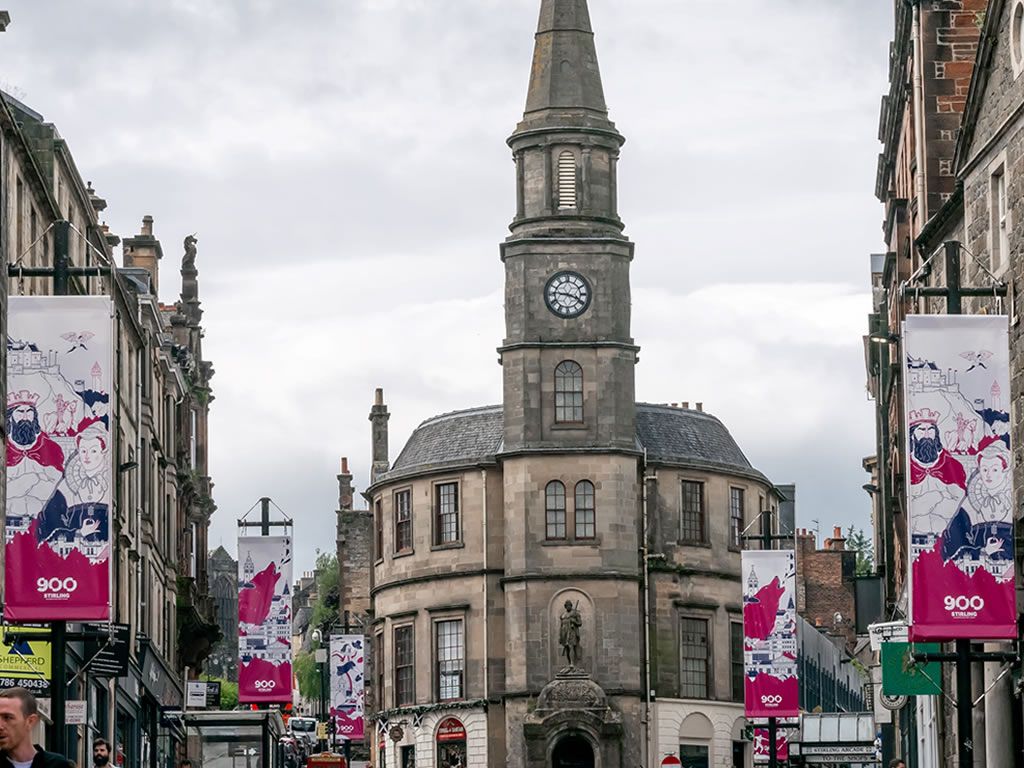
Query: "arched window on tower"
575 480 595 539
554 361 584 423
557 150 577 209
545 481 566 540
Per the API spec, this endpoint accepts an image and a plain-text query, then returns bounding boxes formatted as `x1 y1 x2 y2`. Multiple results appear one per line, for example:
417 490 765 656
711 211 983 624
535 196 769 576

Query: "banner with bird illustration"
4 296 113 621
903 314 1015 640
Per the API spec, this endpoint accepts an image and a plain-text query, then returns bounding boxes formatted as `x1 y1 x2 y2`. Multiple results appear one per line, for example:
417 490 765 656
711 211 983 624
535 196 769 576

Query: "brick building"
865 0 1024 765
794 527 858 652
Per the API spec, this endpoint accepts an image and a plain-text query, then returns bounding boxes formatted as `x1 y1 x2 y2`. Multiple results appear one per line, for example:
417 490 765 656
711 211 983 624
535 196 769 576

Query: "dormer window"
557 150 577 209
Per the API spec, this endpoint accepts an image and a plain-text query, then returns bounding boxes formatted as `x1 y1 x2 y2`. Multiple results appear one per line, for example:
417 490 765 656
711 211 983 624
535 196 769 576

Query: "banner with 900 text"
742 549 799 718
329 635 365 741
4 296 113 621
238 536 292 702
903 315 1016 639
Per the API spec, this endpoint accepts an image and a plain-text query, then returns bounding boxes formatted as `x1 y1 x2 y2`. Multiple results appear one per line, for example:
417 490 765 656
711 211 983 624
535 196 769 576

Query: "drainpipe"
641 450 655 766
911 0 928 238
481 469 489 702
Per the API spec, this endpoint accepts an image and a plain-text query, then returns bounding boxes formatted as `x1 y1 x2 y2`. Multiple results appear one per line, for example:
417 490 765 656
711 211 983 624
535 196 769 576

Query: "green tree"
294 649 323 701
200 676 239 710
846 526 874 577
294 551 339 702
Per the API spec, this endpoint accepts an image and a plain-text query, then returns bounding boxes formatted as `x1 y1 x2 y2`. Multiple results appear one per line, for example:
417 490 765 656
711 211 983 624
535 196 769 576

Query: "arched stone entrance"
551 734 595 768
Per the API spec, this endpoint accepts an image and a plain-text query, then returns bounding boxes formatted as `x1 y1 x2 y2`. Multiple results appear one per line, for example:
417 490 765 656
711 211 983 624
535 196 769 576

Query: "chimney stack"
369 388 390 483
338 456 354 511
122 215 162 295
682 401 689 409
696 402 703 412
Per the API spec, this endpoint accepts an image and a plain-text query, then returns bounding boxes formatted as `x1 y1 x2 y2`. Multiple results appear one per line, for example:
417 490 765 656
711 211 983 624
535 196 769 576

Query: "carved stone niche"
523 669 624 768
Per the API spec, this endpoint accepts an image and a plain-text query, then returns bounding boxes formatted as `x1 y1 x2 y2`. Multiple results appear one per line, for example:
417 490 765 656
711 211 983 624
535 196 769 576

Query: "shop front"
140 639 184 768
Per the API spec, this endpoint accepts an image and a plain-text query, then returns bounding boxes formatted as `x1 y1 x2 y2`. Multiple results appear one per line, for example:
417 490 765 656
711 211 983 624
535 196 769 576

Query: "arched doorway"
552 734 595 768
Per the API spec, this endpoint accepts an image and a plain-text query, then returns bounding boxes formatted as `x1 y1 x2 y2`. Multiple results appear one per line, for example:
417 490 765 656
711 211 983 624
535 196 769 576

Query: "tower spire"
523 0 609 127
508 0 625 237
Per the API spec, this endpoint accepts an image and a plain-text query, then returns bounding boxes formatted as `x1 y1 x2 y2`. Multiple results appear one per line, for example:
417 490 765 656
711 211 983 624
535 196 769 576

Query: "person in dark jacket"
0 687 72 768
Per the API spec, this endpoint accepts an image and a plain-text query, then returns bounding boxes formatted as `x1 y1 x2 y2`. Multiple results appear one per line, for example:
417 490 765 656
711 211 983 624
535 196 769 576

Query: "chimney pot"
671 403 678 408
141 215 153 236
374 387 384 406
833 526 842 538
341 457 349 474
696 402 703 412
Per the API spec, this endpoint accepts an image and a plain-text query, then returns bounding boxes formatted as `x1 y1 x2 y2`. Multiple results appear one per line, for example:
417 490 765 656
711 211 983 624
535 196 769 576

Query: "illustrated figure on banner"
37 422 110 549
6 391 65 519
905 345 1013 577
907 408 966 540
941 441 1013 564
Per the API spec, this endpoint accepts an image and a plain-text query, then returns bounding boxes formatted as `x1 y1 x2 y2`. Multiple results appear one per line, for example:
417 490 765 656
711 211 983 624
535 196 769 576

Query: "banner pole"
50 220 70 757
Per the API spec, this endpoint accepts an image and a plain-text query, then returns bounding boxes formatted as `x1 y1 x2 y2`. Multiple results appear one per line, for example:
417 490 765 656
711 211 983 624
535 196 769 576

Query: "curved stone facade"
359 2 776 766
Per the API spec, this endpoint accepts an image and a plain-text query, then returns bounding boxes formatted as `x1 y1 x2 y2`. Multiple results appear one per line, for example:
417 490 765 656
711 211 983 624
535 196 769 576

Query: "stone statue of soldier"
558 599 582 668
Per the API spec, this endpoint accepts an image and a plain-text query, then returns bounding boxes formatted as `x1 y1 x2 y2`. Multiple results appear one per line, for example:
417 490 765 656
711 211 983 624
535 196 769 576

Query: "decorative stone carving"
536 668 607 712
183 234 198 270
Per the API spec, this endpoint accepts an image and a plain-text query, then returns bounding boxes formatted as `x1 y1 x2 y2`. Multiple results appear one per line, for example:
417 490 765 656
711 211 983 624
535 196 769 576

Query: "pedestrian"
90 740 110 768
0 687 73 768
889 759 906 768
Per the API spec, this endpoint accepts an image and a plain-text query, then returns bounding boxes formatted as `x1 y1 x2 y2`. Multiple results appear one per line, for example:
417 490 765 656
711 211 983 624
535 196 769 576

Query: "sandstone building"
0 86 219 766
347 2 781 766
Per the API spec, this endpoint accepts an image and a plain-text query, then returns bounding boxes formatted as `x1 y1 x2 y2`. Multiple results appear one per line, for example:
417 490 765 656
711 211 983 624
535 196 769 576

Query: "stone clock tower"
499 0 642 763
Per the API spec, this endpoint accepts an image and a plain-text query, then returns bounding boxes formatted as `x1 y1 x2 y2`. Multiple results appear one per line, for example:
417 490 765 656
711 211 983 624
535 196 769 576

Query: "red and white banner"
753 727 791 763
4 296 113 621
238 536 292 702
742 550 798 718
330 635 365 741
903 315 1016 640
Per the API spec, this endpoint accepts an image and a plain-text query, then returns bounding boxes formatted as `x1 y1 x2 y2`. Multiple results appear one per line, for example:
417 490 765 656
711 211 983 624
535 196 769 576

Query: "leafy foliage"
294 650 323 701
202 676 239 710
294 552 339 701
846 526 874 577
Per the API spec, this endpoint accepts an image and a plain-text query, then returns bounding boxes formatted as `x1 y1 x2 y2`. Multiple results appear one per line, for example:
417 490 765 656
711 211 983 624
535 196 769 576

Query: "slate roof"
384 402 766 483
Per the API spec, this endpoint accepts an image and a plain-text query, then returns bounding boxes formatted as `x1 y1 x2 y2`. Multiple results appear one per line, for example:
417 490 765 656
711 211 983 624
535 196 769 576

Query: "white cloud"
2 0 891 565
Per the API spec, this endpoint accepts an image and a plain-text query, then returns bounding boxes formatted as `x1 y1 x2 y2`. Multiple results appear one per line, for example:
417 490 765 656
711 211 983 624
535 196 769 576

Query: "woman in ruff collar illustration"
941 441 1013 563
37 423 110 545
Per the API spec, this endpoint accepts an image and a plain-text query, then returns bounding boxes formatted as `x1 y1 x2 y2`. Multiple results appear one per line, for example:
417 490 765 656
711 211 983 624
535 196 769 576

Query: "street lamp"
311 628 328 752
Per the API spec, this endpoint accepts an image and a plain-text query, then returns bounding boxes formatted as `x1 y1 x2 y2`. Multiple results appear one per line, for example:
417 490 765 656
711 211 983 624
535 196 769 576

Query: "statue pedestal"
522 668 623 767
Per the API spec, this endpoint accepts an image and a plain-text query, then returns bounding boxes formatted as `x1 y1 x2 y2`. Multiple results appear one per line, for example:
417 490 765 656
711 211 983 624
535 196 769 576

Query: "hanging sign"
742 549 799 718
903 315 1016 639
329 635 365 741
84 623 131 677
0 625 51 695
4 296 113 622
436 717 466 742
238 536 293 702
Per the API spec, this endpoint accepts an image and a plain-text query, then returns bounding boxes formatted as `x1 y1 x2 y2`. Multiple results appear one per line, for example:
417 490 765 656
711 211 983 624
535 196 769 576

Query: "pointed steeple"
522 0 610 127
507 0 624 237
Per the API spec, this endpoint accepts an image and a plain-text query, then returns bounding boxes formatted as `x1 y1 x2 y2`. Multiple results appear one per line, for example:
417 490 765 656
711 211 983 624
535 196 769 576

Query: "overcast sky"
1 0 893 574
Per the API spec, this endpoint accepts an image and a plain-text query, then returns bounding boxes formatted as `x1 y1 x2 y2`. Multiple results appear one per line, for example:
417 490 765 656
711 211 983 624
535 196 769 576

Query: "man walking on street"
0 687 73 768
90 740 110 768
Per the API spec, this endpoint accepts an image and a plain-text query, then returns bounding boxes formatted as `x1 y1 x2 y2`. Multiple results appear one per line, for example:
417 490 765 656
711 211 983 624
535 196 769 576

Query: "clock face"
544 271 591 318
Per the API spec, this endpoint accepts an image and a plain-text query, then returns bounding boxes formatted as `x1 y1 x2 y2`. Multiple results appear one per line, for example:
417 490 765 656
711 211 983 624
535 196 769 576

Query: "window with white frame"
1013 1 1024 76
435 619 465 701
991 165 1009 273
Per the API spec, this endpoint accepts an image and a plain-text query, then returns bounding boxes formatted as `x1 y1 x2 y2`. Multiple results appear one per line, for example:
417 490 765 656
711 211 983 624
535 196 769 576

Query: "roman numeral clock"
544 270 591 318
